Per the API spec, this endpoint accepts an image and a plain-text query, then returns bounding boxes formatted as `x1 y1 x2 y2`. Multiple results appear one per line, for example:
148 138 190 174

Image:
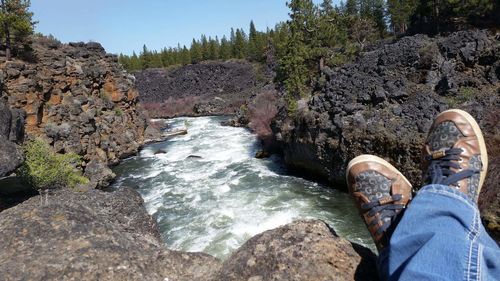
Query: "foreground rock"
0 188 378 280
0 188 221 281
273 29 499 237
1 36 149 187
216 220 378 281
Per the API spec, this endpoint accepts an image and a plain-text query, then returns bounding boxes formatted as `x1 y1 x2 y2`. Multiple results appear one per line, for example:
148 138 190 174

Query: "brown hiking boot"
347 155 413 250
422 109 488 202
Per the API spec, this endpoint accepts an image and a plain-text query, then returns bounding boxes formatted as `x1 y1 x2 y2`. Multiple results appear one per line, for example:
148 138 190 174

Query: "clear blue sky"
31 0 334 55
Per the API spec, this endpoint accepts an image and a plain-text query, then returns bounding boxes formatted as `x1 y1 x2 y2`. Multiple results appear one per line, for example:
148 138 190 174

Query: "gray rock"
0 99 12 137
83 160 116 188
216 220 378 281
0 137 23 177
0 187 221 281
9 108 25 143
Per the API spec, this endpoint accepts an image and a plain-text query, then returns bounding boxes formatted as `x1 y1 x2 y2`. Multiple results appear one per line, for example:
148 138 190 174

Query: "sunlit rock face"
1 36 148 187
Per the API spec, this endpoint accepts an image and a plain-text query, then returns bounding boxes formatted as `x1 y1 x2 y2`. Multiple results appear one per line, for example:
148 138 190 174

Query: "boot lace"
357 194 404 236
425 148 479 187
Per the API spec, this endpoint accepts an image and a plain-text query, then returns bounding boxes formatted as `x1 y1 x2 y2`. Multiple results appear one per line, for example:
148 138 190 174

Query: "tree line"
118 21 269 71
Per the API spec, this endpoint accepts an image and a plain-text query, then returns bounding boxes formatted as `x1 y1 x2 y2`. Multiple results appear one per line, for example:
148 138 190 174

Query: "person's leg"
378 184 500 280
347 109 499 280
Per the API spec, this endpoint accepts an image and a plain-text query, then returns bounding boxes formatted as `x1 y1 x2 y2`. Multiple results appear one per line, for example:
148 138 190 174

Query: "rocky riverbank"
1 36 151 188
135 60 274 117
271 29 499 238
0 187 378 281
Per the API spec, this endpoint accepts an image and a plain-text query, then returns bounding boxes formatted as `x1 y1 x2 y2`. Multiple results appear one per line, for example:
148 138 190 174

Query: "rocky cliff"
272 30 499 237
1 36 148 187
0 188 377 281
0 98 24 177
135 61 273 117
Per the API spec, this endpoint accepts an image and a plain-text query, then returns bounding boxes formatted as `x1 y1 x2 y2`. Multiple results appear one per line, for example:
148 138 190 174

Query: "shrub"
248 90 279 145
19 139 89 190
114 108 123 116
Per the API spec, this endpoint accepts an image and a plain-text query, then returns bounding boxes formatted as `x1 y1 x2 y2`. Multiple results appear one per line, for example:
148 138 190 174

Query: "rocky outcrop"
216 220 378 281
0 97 24 177
135 61 273 117
0 188 378 281
0 187 221 281
273 30 499 236
1 36 148 187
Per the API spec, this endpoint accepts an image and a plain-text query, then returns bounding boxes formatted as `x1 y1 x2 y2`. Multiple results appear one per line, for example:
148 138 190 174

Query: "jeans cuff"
418 184 477 209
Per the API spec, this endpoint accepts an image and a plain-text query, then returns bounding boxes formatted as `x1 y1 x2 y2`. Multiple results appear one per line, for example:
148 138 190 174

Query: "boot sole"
438 109 489 194
346 155 413 191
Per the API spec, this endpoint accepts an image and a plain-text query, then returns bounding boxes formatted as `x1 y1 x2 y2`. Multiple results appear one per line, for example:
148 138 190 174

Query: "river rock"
0 187 221 281
216 220 378 281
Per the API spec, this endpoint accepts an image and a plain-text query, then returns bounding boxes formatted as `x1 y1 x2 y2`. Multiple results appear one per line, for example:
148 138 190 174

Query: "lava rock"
273 29 499 238
3 35 148 188
0 187 221 281
215 220 378 281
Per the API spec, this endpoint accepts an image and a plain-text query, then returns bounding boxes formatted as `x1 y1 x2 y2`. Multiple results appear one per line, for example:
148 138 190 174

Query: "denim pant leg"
378 184 500 281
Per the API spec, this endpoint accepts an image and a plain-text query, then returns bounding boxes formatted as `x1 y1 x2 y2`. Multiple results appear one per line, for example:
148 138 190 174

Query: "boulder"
0 138 23 177
255 149 271 159
0 99 23 177
83 159 116 188
0 187 221 281
215 220 379 281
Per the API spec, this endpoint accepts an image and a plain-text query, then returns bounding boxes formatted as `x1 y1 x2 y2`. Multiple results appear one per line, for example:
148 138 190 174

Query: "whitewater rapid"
112 116 374 258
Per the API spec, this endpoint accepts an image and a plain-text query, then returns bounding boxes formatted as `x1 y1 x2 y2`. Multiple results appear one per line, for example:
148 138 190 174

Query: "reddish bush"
248 90 279 146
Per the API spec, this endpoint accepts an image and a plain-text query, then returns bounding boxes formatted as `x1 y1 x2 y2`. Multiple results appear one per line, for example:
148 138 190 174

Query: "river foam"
112 116 374 258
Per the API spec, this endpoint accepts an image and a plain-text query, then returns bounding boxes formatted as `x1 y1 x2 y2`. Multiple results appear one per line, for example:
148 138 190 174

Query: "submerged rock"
255 149 271 159
216 220 378 281
0 187 221 281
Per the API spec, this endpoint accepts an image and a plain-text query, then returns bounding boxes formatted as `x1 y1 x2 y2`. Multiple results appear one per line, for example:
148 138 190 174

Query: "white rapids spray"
112 116 374 258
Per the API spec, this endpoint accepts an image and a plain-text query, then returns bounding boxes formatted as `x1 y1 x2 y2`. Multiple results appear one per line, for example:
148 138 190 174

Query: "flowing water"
112 116 374 258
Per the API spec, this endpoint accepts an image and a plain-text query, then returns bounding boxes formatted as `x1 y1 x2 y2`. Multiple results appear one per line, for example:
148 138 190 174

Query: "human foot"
346 155 413 250
422 109 488 202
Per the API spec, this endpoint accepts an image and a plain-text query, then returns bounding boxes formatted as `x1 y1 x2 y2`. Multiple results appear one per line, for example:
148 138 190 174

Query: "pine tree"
248 20 260 61
150 51 163 68
140 44 152 70
387 0 417 34
181 45 191 65
200 34 209 60
0 0 36 60
190 39 202 63
219 35 231 60
279 0 317 101
129 51 141 71
321 0 334 14
234 28 247 59
345 0 358 15
208 36 219 60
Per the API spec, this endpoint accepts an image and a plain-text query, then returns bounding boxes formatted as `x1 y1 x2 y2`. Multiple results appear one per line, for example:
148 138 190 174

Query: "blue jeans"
378 184 500 281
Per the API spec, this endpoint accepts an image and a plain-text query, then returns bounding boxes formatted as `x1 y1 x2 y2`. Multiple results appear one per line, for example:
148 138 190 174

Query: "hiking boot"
422 109 488 202
347 155 413 250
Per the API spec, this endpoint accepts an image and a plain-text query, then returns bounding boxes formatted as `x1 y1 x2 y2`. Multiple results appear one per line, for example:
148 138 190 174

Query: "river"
112 116 374 258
